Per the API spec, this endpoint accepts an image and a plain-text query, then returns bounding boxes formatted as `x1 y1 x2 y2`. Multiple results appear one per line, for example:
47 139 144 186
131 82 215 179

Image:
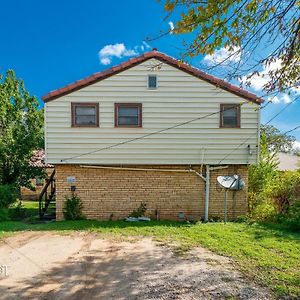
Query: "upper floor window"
71 102 99 127
220 104 240 128
148 75 157 89
115 103 142 127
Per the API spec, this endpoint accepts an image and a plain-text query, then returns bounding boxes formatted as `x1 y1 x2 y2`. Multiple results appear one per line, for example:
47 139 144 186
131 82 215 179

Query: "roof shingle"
42 50 263 104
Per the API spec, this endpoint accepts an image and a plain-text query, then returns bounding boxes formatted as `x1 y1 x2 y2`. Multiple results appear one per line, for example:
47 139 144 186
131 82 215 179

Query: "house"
42 50 262 221
20 149 54 200
277 152 300 171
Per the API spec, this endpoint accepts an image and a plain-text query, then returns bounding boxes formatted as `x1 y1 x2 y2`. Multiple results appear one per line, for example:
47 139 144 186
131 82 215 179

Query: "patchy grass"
0 204 299 299
20 200 39 216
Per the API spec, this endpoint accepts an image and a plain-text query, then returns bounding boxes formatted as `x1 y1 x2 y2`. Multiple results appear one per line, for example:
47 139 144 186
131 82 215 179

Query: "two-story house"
42 50 262 221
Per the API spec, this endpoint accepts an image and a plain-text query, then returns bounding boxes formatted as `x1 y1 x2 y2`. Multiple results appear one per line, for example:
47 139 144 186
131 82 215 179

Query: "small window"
35 177 44 186
115 103 142 127
148 75 157 89
220 104 240 128
71 103 99 127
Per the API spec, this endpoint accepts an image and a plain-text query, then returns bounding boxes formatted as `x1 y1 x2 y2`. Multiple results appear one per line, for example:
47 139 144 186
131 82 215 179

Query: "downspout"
204 165 210 222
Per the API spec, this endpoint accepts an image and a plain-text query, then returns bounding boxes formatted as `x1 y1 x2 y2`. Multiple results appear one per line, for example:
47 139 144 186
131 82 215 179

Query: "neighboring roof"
277 152 300 171
42 50 263 104
29 149 54 168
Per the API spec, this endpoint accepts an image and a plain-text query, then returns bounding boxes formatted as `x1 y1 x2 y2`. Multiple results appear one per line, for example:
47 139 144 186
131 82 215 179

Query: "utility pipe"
204 165 210 222
80 165 206 181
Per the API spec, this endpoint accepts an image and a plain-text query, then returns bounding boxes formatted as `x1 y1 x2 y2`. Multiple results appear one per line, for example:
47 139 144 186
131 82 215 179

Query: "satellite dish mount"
217 175 245 222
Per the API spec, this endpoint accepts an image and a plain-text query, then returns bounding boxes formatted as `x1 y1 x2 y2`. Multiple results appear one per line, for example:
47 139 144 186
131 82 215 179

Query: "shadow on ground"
0 232 271 300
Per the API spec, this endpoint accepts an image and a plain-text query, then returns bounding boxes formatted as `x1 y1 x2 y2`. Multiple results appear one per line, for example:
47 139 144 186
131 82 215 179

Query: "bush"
0 208 9 222
129 202 147 218
0 184 18 208
268 171 300 213
249 170 300 223
8 201 27 220
63 194 85 220
284 201 300 231
251 201 277 221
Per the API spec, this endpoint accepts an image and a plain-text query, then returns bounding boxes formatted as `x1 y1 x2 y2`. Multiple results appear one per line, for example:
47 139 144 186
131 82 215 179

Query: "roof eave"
42 51 263 105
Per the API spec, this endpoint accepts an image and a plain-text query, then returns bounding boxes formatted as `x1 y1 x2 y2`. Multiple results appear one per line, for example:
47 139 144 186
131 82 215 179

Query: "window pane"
76 106 96 116
223 107 237 118
116 104 141 126
223 116 238 126
118 116 138 125
76 115 96 125
148 75 157 88
118 107 138 117
223 106 238 127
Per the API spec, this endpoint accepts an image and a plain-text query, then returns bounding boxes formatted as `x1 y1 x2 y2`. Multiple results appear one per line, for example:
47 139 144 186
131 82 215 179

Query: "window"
115 103 142 127
148 75 157 89
220 104 240 128
35 177 44 186
71 103 99 127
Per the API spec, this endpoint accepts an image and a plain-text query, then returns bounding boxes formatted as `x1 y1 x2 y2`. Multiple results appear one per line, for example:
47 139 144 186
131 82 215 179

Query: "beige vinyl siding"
45 59 259 165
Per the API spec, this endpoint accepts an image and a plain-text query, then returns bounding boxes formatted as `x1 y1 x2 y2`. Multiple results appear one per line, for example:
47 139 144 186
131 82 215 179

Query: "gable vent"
148 75 157 89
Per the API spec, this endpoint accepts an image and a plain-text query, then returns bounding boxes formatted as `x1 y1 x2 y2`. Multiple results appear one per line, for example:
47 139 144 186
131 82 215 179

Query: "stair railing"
38 169 56 218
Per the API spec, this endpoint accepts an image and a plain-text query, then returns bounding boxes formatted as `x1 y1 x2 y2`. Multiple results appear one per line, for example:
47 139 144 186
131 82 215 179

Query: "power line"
61 95 298 164
283 125 300 135
218 96 300 164
61 101 251 162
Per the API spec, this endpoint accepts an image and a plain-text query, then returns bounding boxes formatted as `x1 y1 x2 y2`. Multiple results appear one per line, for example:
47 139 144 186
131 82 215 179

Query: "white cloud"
140 41 151 51
98 41 151 65
98 43 138 66
203 46 241 65
293 141 300 151
240 58 296 104
100 57 111 65
98 42 151 65
267 94 291 104
241 59 282 91
168 21 174 33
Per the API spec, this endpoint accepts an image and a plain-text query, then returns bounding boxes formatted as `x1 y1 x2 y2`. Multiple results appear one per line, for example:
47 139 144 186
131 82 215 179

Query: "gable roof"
277 152 300 171
42 50 263 104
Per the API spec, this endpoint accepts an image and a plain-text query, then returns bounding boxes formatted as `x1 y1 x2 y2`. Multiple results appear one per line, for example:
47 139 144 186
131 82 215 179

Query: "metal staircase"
38 169 56 219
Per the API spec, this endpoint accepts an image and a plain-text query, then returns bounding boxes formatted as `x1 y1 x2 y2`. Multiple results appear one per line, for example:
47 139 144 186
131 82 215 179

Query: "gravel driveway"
0 232 272 300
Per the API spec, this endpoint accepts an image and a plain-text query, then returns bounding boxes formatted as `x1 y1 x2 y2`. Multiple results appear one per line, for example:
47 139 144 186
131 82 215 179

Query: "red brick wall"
55 164 248 221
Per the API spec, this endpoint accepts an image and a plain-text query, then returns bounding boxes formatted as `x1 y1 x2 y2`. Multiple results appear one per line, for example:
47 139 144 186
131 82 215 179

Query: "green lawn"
1 201 299 299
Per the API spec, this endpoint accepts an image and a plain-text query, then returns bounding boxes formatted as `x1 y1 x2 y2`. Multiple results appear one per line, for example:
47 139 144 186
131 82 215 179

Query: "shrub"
284 201 300 231
251 201 277 221
266 171 300 214
0 184 18 208
129 202 147 218
8 201 27 220
63 194 85 220
0 208 9 222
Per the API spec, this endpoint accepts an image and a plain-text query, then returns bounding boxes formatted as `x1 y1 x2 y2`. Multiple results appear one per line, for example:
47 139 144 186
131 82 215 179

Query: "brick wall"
55 164 248 221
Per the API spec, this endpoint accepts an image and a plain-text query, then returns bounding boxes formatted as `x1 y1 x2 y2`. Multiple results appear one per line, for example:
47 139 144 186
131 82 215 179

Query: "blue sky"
1 0 299 143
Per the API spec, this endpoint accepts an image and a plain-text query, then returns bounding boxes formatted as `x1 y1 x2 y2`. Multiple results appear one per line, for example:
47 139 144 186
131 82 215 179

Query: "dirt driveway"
0 232 272 300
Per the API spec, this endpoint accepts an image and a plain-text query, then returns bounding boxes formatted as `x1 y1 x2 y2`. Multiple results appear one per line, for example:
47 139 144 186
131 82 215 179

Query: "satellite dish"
217 175 245 190
217 175 245 223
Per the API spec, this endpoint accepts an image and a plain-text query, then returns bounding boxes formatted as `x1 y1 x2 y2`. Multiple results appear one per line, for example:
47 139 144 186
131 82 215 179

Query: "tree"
248 124 296 213
161 0 300 94
0 70 44 189
261 124 295 153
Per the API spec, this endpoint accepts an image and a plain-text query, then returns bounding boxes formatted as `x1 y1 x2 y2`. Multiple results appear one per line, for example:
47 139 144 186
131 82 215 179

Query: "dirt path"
0 232 272 300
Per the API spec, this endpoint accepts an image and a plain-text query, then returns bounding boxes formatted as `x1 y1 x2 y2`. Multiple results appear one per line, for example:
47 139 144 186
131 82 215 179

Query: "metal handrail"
38 169 55 217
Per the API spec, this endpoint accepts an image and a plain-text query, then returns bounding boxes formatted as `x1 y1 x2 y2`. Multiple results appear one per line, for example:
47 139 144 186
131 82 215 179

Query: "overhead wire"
218 96 300 164
61 95 299 164
61 101 251 162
